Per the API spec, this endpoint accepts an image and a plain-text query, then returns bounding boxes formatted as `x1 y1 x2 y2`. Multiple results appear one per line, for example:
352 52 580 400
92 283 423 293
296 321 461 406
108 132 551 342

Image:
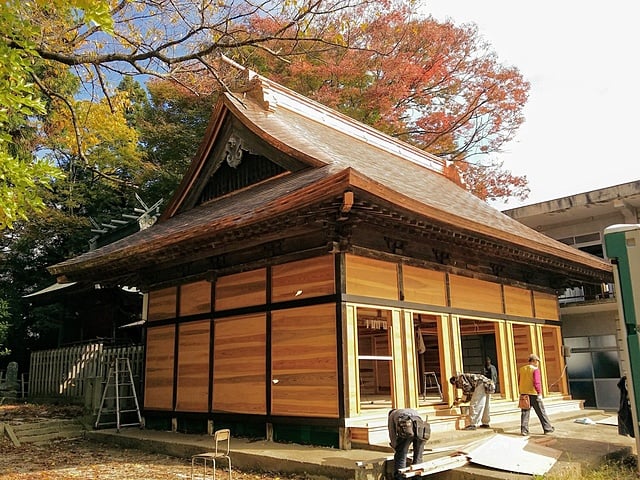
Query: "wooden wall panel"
402 266 446 306
180 281 211 317
541 326 565 394
504 285 533 318
533 292 560 320
512 323 533 368
271 304 338 418
345 255 398 300
147 287 177 321
144 325 175 410
213 314 266 414
272 255 335 303
449 275 502 314
215 269 266 311
176 320 210 412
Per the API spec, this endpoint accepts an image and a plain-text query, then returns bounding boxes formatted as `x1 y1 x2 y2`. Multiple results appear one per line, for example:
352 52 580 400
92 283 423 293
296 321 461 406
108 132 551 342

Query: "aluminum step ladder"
95 357 143 431
422 371 443 400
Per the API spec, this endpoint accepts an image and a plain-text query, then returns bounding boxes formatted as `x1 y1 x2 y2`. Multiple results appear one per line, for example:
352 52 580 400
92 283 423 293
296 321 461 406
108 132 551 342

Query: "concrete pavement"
86 409 637 479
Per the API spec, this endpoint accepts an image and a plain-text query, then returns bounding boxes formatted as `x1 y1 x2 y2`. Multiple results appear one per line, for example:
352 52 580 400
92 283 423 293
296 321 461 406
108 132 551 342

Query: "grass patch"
540 456 638 479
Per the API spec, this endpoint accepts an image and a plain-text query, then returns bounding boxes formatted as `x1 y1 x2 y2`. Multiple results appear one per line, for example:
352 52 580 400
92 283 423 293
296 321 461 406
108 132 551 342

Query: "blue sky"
422 1 640 208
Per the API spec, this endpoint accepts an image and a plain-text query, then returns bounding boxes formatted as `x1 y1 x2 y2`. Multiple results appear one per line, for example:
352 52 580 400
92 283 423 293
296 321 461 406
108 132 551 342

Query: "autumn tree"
1 0 388 366
0 0 388 230
220 9 531 201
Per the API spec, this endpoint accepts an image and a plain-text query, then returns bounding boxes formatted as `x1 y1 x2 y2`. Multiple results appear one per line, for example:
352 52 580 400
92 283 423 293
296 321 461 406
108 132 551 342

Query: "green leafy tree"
0 210 93 365
0 0 113 229
132 79 219 205
1 0 383 229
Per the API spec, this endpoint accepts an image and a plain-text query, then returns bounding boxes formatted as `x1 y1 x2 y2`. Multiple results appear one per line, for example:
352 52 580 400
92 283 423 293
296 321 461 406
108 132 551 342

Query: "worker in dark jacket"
388 408 428 480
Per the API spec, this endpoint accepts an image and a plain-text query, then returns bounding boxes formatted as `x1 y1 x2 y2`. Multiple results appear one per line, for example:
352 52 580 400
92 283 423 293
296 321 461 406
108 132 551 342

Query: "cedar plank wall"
513 324 533 369
533 291 560 321
504 285 534 317
344 255 398 299
213 313 267 414
402 265 446 306
271 304 339 417
542 326 565 393
147 286 177 321
144 253 564 417
176 281 212 411
176 320 210 411
449 274 503 314
144 324 176 410
215 268 266 311
145 287 178 410
272 255 335 302
180 280 211 316
144 256 336 416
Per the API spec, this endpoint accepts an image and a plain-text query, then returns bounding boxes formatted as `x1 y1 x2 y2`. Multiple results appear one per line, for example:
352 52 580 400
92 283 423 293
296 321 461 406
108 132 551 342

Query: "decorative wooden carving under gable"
197 148 286 205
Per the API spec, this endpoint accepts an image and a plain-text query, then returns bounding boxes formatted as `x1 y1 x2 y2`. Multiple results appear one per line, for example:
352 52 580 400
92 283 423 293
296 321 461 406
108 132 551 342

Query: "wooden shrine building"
48 64 612 449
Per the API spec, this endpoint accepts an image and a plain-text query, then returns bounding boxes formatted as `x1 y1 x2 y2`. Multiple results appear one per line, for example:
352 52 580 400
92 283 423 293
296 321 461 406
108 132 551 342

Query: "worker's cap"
528 354 540 362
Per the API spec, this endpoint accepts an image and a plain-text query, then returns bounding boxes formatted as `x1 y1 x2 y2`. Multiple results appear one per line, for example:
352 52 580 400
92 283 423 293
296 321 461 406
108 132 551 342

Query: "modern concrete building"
503 180 640 410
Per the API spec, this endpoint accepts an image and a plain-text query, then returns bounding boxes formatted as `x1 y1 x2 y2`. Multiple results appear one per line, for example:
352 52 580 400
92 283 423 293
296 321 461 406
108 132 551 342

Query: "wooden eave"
345 170 611 276
49 167 353 283
49 167 611 288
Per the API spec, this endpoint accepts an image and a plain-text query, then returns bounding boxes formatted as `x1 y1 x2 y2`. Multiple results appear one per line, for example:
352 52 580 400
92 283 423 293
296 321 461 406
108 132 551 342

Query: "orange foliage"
169 4 531 202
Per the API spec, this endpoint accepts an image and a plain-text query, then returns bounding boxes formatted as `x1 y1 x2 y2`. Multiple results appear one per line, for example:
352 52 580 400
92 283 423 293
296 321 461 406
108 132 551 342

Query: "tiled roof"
49 69 611 280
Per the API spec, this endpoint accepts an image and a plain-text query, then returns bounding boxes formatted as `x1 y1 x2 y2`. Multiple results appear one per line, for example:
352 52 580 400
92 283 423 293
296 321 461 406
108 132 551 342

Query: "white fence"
28 343 144 409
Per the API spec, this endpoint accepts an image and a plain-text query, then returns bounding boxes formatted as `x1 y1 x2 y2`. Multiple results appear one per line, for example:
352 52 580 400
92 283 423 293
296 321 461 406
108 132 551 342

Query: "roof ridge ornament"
245 76 277 112
219 55 277 112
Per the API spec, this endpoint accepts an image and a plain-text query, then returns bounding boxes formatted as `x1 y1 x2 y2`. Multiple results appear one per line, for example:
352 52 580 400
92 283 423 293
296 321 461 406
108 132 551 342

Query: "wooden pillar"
343 303 359 416
390 308 414 408
439 314 461 405
504 322 519 401
403 310 419 407
494 321 513 400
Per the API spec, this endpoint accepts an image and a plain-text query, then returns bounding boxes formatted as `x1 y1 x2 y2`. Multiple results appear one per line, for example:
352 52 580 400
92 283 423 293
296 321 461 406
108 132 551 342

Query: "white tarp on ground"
462 434 562 476
596 415 619 426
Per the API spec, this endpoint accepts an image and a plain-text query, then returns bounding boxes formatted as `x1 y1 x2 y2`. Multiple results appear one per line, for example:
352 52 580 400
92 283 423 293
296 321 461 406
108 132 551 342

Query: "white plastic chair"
191 428 232 480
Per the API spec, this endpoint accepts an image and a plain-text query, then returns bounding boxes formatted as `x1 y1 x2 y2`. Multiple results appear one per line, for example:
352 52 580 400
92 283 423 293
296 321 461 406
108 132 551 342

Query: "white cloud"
421 1 640 207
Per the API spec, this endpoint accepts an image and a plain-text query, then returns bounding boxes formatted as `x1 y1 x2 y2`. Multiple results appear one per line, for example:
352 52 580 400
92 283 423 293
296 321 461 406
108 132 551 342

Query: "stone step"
350 397 585 449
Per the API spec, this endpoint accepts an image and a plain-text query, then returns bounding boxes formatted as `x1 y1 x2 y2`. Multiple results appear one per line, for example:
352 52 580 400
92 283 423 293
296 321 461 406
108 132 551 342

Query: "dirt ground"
0 403 301 480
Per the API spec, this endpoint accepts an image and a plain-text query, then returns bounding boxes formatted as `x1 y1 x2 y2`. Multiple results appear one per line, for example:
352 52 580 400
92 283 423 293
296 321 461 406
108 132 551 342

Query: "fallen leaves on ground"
0 403 84 422
0 403 301 480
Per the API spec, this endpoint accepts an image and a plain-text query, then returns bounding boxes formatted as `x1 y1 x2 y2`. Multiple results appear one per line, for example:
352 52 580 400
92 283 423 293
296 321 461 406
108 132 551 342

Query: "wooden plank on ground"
400 454 469 477
1 423 21 447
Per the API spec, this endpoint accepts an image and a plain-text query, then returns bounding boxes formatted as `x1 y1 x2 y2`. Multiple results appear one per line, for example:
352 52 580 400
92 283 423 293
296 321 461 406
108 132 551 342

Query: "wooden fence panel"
28 344 144 403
